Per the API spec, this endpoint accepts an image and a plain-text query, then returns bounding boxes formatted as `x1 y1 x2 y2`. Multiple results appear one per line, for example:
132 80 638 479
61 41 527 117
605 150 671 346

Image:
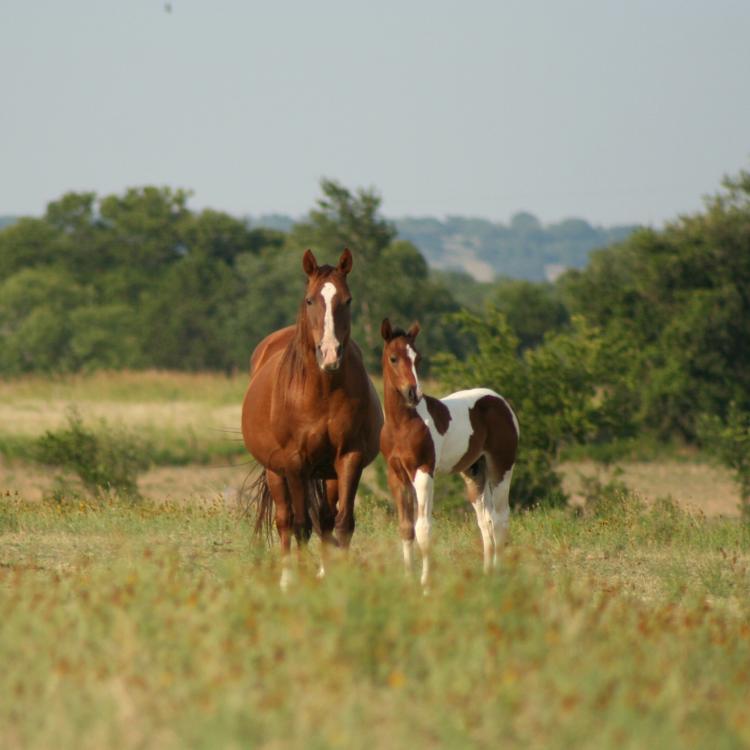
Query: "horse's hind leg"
266 469 294 591
486 462 513 569
462 458 493 573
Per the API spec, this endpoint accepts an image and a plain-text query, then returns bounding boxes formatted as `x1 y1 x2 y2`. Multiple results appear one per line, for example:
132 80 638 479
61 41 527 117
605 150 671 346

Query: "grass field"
1 372 749 748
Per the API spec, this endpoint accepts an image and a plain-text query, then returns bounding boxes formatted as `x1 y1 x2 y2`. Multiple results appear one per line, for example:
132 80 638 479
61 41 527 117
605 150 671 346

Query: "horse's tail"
305 477 332 540
244 467 333 542
244 468 275 540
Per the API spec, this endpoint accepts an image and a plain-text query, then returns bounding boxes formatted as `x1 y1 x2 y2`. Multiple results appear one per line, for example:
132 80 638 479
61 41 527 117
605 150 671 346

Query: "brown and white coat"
379 320 519 587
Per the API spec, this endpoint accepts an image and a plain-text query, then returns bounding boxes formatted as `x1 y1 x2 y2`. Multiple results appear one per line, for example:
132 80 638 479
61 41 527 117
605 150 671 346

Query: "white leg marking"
279 559 294 592
489 468 513 569
406 345 423 401
320 282 339 368
413 469 433 588
472 497 493 574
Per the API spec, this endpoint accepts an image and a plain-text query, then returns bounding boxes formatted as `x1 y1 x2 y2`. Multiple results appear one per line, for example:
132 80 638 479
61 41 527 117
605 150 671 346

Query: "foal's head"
381 318 423 407
301 248 353 372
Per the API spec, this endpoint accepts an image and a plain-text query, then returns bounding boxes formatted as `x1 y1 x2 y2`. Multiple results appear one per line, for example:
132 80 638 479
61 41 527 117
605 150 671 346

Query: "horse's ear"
407 322 421 340
338 248 353 275
381 318 393 341
302 249 318 277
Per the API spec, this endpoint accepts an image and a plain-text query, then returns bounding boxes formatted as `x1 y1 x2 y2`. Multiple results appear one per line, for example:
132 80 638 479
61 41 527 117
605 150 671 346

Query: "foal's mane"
279 265 341 390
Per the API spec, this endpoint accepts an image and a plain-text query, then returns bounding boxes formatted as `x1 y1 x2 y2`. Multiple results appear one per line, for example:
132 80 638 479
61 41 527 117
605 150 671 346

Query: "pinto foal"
379 319 519 587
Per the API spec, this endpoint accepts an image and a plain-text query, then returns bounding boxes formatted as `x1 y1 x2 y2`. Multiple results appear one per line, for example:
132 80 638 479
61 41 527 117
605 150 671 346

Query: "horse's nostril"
336 344 343 357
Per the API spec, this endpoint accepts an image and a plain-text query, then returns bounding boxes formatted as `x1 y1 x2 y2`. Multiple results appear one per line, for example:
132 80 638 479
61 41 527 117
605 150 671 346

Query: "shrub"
34 410 150 499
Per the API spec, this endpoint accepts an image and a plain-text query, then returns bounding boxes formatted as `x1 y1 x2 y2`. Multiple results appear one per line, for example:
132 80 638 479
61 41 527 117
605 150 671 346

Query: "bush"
697 404 750 519
34 410 150 499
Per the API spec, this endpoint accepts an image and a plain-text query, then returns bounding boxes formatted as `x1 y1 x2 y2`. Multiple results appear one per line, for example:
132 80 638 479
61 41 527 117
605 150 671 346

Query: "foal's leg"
266 469 294 591
487 465 513 569
387 466 415 572
461 459 493 573
412 468 434 589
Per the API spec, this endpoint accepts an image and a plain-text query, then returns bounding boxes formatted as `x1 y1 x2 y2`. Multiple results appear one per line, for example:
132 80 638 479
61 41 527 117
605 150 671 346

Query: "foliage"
34 411 150 499
560 169 750 439
698 403 750 519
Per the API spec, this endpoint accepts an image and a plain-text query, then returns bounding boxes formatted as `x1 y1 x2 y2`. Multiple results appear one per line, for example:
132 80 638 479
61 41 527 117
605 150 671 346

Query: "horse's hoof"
279 568 294 592
316 565 326 579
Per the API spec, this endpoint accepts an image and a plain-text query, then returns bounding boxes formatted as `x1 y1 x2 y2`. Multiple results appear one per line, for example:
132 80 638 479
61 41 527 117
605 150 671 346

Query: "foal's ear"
407 322 421 340
302 249 319 277
338 248 353 275
381 318 393 341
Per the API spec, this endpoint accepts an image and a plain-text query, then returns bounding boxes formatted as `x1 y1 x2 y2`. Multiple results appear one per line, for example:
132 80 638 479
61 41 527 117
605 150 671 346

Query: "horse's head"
301 248 353 372
381 318 423 407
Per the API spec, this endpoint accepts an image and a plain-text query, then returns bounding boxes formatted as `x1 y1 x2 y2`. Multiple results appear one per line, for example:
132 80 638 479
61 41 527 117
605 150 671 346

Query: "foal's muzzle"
403 385 422 407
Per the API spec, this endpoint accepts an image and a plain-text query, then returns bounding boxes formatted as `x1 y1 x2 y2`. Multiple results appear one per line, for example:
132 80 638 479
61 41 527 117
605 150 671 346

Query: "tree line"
2 170 749 509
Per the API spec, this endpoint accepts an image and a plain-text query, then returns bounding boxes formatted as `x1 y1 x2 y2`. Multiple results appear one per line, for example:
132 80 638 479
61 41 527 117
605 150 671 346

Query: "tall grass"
1 487 748 749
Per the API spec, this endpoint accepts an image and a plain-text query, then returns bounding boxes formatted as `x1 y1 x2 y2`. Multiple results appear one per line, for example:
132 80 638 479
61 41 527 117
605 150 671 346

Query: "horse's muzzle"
317 342 343 371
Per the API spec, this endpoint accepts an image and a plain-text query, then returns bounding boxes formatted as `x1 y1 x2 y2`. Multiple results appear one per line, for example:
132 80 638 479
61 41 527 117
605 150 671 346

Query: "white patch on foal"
416 388 497 473
319 282 339 367
406 345 423 401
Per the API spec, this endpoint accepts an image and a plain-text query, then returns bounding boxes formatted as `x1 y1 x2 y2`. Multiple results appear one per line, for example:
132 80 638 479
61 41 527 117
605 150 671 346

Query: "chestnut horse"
379 319 519 588
242 249 383 589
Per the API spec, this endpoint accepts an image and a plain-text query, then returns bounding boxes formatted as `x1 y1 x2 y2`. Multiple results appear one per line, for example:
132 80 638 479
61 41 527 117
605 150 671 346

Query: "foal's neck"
383 374 421 424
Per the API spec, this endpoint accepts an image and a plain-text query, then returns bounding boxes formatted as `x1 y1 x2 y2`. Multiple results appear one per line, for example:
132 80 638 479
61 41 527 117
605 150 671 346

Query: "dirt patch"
560 459 741 517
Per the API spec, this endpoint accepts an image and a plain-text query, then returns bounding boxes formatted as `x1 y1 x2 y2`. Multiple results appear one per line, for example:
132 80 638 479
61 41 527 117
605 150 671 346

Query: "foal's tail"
244 468 331 542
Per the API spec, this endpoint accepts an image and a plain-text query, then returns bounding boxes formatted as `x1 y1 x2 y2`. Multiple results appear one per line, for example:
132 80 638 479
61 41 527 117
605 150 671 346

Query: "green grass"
1 489 749 749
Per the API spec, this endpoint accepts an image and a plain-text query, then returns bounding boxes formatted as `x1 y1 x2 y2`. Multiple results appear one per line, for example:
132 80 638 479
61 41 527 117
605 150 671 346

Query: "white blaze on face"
406 345 423 400
319 282 339 369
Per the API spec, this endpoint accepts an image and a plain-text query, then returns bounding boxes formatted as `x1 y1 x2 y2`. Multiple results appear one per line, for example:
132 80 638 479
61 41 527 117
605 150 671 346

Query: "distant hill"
394 214 638 282
0 216 19 230
252 212 638 282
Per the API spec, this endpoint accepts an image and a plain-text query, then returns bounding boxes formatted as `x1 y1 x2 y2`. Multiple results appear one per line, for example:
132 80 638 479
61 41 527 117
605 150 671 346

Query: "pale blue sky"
2 1 749 225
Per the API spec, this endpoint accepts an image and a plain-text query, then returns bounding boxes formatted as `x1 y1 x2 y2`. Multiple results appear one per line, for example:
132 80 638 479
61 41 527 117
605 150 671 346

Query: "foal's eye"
389 355 398 364
305 298 313 306
345 298 352 306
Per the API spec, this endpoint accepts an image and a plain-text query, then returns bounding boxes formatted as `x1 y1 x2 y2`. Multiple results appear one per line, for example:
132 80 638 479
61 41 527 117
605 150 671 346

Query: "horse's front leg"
266 469 294 591
316 479 339 578
387 464 415 573
412 467 434 590
333 451 364 549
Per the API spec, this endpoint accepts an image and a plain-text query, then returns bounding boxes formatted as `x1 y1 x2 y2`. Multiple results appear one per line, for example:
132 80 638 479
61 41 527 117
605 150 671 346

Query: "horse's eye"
306 298 313 306
389 355 398 364
346 298 352 306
